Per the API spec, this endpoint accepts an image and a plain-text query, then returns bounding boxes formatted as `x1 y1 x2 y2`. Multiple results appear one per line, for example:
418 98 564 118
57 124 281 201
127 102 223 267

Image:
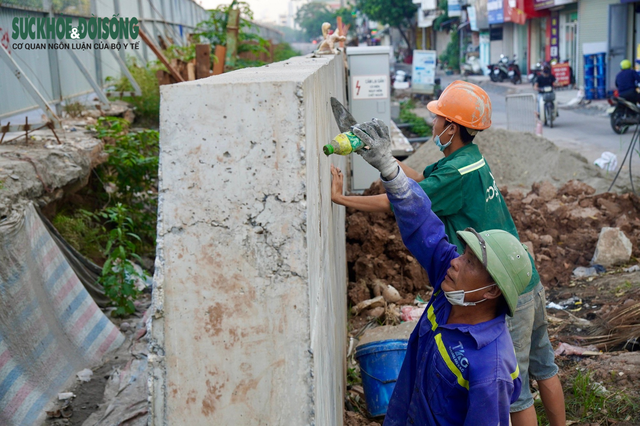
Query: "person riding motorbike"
533 65 557 121
615 59 640 104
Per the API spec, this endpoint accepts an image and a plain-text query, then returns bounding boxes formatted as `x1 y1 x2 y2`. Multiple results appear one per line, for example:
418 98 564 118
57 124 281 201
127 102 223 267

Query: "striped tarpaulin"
0 204 125 426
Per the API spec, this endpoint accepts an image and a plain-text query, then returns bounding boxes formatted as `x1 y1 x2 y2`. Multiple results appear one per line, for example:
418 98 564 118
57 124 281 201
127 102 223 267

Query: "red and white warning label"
351 75 389 100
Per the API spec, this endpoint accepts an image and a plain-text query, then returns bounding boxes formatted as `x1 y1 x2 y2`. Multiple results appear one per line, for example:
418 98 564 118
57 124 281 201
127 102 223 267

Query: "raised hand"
351 118 398 180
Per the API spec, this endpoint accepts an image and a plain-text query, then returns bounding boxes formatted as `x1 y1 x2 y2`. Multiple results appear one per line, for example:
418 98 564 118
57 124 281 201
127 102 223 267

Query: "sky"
198 0 290 24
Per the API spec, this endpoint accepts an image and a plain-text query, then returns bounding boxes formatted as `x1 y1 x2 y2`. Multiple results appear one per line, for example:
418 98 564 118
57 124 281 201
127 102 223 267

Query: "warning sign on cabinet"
352 75 389 100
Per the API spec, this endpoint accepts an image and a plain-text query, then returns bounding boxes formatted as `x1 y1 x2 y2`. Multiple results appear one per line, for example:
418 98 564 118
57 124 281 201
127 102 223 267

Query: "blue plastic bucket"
355 339 408 417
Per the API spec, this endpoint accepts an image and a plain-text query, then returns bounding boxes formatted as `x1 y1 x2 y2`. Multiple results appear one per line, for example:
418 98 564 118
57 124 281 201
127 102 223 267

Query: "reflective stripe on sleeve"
435 333 470 390
427 305 438 331
457 157 486 175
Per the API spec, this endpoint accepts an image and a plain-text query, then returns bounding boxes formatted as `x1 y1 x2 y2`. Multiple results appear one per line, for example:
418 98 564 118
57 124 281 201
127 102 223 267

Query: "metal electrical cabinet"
347 46 392 192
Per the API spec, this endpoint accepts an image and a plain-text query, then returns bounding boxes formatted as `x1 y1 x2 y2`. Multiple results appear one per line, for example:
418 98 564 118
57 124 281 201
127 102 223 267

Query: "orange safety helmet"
427 80 492 131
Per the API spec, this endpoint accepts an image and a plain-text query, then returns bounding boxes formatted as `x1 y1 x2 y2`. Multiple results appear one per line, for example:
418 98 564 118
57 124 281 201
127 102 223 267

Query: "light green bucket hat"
456 228 532 317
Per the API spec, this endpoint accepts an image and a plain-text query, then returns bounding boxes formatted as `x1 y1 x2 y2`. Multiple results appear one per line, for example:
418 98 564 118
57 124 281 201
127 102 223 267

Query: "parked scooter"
488 54 510 82
462 54 483 76
608 91 640 134
538 86 557 128
507 54 522 84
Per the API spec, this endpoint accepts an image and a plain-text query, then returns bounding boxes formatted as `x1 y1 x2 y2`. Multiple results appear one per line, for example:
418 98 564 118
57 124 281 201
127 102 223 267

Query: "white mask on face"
444 284 496 307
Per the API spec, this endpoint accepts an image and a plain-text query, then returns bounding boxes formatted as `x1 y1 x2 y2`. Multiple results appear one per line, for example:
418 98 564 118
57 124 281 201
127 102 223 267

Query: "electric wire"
608 124 640 193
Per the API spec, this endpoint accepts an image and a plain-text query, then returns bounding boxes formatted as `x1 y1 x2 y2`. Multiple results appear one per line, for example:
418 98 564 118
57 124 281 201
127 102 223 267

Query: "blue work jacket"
382 170 521 426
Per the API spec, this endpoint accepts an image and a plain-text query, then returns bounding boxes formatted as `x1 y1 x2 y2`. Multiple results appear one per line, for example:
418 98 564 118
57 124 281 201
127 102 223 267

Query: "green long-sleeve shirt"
416 143 539 293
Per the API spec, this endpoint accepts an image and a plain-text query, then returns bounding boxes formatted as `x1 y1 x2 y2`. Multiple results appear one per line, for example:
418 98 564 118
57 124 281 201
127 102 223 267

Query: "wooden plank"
156 69 173 86
187 62 196 81
138 27 185 83
213 45 226 75
196 44 211 79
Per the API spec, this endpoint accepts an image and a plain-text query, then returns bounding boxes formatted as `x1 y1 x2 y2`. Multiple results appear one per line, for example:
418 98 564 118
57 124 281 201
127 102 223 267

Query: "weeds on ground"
91 204 146 317
53 117 160 315
52 211 104 262
91 116 159 257
63 101 85 118
347 367 362 387
0 179 3 190
399 100 432 137
108 59 160 126
534 369 640 425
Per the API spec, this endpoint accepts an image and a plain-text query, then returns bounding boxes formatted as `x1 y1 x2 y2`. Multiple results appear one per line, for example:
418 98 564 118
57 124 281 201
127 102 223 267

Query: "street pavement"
437 73 640 185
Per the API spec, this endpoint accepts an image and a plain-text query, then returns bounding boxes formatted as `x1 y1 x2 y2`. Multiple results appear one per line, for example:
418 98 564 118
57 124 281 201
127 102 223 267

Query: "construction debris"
591 227 633 267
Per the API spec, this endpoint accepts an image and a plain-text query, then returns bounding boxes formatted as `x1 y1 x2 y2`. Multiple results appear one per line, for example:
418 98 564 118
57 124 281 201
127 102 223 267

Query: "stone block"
591 227 633 267
150 55 347 425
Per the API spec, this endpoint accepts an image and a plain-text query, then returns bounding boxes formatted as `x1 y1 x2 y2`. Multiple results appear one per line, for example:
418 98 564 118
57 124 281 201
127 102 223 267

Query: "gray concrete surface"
150 55 348 425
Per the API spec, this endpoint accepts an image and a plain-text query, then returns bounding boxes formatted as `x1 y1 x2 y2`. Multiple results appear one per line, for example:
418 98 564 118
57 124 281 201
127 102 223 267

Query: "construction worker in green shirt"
331 80 566 426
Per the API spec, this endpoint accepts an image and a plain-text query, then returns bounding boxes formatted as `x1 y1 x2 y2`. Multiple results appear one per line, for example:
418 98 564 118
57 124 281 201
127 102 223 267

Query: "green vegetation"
63 101 85 118
357 0 416 49
534 369 640 425
92 117 159 256
439 26 460 72
194 0 271 70
93 204 146 317
295 2 356 41
52 211 104 262
399 100 431 137
53 117 158 316
108 60 160 126
347 367 362 386
273 43 301 62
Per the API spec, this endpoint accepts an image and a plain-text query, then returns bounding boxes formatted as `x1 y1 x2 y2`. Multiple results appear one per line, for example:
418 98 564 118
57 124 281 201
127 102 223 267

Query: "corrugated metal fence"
0 0 207 121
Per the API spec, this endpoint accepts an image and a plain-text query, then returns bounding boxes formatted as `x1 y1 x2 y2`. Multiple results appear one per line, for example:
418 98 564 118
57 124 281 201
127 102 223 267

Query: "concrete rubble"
591 227 633 267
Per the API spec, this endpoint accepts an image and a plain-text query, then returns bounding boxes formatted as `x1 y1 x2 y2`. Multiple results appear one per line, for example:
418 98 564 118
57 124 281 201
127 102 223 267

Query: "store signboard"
468 6 479 31
449 0 462 17
504 0 526 25
534 0 576 11
412 50 437 93
474 0 489 30
488 0 504 24
550 11 560 61
552 63 571 86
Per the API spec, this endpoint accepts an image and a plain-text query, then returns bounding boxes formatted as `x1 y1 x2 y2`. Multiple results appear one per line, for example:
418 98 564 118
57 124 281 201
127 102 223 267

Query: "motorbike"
608 92 640 135
528 62 543 85
507 55 522 84
462 54 483 76
488 54 510 82
538 86 557 128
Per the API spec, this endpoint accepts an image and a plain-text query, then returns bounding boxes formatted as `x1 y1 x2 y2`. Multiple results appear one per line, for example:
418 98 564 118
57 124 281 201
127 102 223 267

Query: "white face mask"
444 284 496 307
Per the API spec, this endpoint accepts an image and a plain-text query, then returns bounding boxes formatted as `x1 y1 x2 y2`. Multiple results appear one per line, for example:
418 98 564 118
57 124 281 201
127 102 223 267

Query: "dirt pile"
345 180 640 309
403 127 611 192
504 180 640 285
345 182 430 307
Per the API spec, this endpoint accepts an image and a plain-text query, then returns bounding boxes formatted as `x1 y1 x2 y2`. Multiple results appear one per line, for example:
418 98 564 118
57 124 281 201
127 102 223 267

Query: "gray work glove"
352 118 398 180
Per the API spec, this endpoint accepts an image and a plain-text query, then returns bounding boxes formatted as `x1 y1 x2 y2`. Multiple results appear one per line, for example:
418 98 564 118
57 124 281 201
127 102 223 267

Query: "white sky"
198 0 290 24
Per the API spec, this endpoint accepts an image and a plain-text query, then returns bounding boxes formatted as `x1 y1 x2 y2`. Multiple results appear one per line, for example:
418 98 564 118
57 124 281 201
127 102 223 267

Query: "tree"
295 2 335 40
356 0 417 50
193 0 270 68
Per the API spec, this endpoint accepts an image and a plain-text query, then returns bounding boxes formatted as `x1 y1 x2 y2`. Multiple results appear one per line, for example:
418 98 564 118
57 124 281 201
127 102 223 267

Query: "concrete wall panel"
151 55 347 425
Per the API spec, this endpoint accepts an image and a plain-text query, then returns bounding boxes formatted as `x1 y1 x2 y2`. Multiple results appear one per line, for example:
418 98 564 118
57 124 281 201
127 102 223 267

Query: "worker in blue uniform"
350 118 533 425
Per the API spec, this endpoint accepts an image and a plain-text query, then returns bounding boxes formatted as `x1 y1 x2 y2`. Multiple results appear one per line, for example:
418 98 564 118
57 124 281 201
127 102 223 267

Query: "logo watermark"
10 14 141 51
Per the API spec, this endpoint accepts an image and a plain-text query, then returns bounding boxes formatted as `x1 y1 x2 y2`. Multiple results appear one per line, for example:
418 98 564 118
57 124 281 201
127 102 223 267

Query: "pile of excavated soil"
504 180 640 286
346 179 640 308
403 127 611 192
345 129 640 310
